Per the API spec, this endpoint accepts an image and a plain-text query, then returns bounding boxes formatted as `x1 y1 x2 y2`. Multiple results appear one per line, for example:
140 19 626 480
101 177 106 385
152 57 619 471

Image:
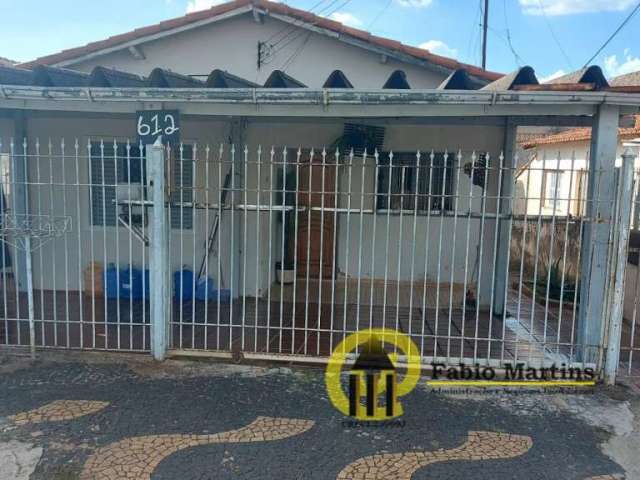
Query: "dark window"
170 144 194 230
376 152 454 212
90 143 145 226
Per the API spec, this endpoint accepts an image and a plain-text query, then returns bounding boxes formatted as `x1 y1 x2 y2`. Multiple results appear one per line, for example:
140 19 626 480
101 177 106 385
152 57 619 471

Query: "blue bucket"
174 268 194 301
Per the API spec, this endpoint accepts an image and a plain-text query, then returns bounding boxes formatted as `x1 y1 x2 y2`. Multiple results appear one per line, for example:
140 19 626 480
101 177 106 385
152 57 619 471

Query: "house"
0 0 639 379
517 113 640 218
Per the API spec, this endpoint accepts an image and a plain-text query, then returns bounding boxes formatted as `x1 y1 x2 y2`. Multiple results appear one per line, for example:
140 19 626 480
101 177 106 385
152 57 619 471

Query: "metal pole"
604 149 636 385
25 237 35 359
148 138 168 361
578 104 619 365
482 0 489 70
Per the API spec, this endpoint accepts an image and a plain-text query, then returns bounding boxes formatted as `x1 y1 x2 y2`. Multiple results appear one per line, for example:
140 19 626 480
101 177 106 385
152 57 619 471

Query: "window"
90 142 193 229
376 152 454 211
169 144 194 230
90 143 145 226
543 170 565 209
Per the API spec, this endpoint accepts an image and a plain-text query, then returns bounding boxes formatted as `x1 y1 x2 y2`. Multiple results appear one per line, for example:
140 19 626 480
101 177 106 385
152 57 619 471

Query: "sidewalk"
0 351 637 479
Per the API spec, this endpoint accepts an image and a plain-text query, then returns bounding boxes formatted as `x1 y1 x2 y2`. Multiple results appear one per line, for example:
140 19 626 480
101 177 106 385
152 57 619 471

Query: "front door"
296 156 336 278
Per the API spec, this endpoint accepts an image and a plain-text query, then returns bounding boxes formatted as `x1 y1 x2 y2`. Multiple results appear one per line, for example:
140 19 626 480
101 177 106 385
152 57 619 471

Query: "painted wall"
69 13 446 89
515 141 640 217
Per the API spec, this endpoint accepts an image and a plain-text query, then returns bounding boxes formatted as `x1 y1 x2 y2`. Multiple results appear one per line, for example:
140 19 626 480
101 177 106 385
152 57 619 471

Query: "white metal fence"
0 138 632 376
618 168 640 378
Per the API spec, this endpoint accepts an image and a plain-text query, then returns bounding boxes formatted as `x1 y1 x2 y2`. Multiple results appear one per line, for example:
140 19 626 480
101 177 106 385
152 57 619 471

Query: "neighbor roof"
19 0 502 83
0 57 16 67
522 115 640 149
610 70 640 87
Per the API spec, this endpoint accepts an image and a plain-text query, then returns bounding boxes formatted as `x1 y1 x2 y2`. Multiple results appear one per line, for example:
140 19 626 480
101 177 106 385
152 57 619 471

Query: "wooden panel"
296 158 336 278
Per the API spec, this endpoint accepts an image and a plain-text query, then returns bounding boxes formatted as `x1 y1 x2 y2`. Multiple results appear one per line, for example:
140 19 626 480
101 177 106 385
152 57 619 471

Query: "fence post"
604 149 636 384
578 104 619 364
148 138 168 361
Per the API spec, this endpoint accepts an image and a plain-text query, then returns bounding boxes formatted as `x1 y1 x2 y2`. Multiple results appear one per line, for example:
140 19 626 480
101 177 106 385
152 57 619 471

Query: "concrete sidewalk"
0 351 637 479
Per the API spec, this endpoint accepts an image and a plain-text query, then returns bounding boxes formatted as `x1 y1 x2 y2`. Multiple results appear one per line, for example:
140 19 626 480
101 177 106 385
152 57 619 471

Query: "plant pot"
275 261 295 285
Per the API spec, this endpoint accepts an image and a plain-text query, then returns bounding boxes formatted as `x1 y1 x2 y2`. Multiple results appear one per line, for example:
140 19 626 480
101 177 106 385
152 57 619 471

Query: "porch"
0 81 638 383
0 279 590 366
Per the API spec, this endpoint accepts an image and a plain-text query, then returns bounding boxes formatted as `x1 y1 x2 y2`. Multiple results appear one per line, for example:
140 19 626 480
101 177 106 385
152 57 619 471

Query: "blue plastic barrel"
143 269 150 299
195 276 216 300
121 267 144 299
174 268 194 301
104 264 120 299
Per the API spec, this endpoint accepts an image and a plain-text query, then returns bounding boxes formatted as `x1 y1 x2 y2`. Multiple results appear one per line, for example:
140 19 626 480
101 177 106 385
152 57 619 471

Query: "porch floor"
0 279 626 366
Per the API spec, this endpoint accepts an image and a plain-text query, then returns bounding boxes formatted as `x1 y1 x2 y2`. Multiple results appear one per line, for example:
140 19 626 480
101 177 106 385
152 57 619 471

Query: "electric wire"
536 0 574 70
583 0 640 67
262 0 355 66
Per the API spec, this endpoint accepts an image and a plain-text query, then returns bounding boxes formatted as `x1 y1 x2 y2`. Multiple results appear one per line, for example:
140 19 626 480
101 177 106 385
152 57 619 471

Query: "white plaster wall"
70 13 446 89
516 141 640 217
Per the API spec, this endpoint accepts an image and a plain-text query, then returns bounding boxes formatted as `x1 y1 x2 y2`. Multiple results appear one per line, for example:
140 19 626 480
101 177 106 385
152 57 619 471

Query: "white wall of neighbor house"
0 116 504 308
516 142 640 217
69 13 447 88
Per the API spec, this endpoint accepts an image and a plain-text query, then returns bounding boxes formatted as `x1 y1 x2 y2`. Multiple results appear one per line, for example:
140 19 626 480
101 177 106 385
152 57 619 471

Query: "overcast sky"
2 0 639 80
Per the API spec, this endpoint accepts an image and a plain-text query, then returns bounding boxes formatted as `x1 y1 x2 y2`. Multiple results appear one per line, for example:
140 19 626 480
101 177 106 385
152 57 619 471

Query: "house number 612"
137 114 179 137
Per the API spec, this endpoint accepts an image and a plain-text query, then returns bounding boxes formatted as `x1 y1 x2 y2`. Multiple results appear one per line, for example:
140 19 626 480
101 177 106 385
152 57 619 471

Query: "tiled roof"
521 116 640 149
610 70 640 87
19 0 502 82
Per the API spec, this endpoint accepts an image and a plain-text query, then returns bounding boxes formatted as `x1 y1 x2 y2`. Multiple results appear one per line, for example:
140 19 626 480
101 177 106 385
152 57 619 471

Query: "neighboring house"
515 66 640 216
516 71 640 328
0 57 16 67
517 112 640 217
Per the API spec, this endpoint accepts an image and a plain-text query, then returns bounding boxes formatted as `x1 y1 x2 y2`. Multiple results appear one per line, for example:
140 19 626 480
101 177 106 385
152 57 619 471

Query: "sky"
1 0 640 80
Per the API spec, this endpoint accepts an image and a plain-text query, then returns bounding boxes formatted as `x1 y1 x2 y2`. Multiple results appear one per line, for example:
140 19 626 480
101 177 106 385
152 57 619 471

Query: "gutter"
1 86 640 106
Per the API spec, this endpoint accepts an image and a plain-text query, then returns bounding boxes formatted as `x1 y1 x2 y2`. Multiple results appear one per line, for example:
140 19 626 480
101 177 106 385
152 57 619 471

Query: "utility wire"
262 0 354 65
536 0 573 70
264 0 331 46
583 0 640 67
487 25 525 66
267 0 342 52
467 0 483 66
502 0 524 67
367 0 393 29
281 31 313 71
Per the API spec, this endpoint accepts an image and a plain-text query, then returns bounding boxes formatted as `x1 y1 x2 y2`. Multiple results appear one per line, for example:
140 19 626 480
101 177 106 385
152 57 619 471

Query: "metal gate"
0 136 634 376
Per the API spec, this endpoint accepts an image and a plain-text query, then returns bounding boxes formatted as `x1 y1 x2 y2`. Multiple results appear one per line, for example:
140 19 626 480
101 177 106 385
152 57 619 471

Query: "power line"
502 0 524 67
262 0 354 65
536 0 573 70
267 0 342 52
281 31 313 71
465 0 483 66
583 0 640 67
367 0 393 29
264 0 332 46
487 25 525 66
